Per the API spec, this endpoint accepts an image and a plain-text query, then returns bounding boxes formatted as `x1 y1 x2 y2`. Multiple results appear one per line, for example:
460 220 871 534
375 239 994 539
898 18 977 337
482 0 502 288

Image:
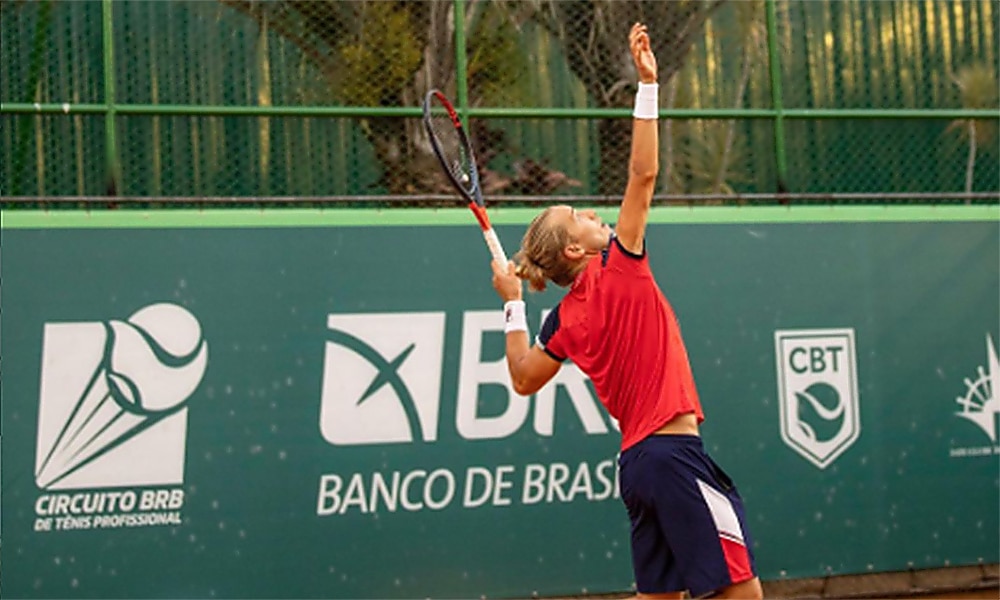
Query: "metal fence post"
102 0 120 195
765 0 789 193
454 0 470 128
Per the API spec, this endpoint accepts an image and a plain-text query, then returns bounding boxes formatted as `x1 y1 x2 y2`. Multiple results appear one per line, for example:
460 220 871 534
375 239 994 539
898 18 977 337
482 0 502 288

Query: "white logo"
775 328 860 469
955 334 999 443
318 310 613 446
35 303 208 490
319 313 445 445
314 311 620 517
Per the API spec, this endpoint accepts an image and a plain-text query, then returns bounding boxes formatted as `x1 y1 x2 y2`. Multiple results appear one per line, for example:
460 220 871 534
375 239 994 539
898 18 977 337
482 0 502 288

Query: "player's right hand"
491 260 523 303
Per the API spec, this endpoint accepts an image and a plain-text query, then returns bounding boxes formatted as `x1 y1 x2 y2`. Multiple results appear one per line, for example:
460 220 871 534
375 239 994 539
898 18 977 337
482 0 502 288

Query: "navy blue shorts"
618 434 756 597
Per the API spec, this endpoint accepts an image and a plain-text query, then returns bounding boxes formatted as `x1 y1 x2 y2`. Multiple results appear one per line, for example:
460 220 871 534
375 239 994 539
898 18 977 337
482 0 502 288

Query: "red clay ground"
540 564 999 599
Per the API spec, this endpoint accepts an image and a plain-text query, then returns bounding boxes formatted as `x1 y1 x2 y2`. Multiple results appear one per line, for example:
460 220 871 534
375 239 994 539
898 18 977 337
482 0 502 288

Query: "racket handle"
483 228 508 265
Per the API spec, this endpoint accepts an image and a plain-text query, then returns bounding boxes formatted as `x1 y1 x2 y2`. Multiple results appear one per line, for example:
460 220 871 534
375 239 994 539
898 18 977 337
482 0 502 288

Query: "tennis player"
490 23 763 600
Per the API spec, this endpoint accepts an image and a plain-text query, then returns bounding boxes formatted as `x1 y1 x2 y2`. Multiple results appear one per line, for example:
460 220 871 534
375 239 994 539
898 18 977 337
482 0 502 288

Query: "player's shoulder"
600 235 651 280
539 302 563 341
595 240 659 311
537 301 572 361
540 293 586 336
606 234 646 263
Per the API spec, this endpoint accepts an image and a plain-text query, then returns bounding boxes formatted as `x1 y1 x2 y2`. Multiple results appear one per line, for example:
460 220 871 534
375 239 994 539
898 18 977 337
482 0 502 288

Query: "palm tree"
711 0 768 194
685 121 747 196
8 0 54 196
946 63 999 194
512 0 728 195
220 0 528 195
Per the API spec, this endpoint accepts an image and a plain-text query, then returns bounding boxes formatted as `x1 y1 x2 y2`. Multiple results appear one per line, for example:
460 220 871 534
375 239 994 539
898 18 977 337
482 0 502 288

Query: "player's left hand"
630 22 658 84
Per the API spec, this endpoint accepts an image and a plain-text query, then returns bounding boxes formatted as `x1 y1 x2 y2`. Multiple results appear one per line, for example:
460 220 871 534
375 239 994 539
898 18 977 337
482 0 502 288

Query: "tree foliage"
220 0 580 196
508 0 728 194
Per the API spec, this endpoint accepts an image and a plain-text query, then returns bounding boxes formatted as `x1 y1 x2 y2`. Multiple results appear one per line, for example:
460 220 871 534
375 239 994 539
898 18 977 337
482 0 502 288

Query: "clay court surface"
545 588 998 599
915 591 998 599
541 564 1000 599
758 565 1000 600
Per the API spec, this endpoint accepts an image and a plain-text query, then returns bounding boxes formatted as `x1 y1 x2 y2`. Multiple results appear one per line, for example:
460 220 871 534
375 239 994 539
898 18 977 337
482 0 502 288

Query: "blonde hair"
513 207 582 292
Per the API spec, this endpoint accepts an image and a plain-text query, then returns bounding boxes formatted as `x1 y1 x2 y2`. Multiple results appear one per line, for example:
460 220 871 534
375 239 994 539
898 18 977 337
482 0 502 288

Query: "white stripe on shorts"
696 478 745 545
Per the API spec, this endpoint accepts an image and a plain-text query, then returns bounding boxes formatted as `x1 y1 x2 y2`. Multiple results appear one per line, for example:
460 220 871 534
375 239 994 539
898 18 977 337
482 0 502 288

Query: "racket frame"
422 89 508 265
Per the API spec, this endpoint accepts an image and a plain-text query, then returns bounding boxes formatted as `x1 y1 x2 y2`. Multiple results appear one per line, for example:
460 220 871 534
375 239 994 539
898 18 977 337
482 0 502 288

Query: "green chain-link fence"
1 0 998 204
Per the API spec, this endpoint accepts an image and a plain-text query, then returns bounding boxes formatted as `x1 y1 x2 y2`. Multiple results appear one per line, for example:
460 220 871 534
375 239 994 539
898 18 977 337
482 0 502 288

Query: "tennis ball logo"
35 303 208 489
793 382 845 443
105 303 208 415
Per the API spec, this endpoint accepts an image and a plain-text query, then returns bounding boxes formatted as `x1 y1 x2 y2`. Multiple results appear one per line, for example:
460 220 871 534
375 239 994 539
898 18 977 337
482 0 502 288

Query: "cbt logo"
35 303 208 490
774 328 860 469
319 311 614 446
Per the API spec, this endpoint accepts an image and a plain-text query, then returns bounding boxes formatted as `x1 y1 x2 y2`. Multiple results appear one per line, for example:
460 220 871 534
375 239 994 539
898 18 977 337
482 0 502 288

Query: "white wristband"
503 300 528 334
633 82 659 120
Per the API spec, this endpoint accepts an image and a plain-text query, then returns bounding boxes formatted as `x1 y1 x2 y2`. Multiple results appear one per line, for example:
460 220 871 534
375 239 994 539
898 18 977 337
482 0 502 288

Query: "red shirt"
537 237 704 451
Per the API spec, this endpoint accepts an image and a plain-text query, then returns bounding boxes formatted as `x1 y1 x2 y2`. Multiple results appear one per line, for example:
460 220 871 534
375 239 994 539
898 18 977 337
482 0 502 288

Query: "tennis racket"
422 89 508 265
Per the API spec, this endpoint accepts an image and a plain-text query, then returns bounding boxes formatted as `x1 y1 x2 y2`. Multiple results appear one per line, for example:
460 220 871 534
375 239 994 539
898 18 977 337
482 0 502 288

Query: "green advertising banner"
1 206 997 599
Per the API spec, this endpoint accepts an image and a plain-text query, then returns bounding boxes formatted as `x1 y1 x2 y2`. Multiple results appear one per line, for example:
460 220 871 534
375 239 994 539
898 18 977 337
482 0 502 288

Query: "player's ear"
563 243 585 261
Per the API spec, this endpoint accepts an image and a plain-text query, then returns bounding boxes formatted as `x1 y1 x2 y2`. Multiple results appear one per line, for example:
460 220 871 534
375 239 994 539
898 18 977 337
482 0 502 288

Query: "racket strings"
426 107 476 192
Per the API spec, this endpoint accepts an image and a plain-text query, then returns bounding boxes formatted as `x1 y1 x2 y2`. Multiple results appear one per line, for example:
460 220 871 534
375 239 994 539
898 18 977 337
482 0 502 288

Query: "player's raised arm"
615 23 659 256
